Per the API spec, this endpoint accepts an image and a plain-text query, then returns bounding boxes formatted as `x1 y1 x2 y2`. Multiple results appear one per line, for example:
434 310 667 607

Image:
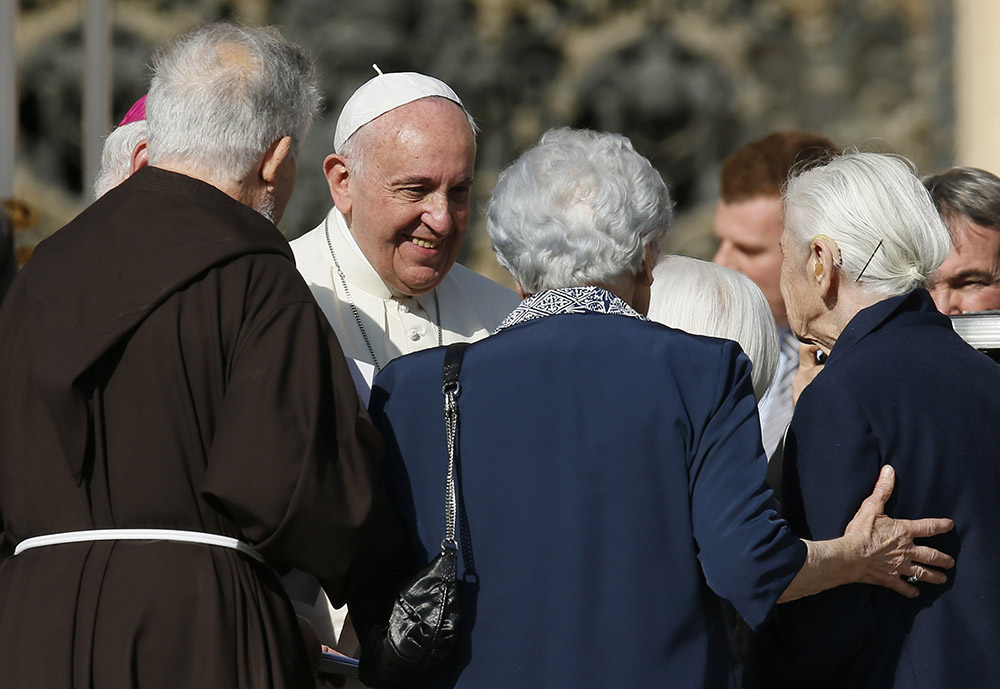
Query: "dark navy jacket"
370 308 806 689
747 290 1000 689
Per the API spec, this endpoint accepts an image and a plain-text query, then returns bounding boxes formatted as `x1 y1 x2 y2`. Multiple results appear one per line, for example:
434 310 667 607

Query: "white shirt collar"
326 206 395 300
778 327 799 361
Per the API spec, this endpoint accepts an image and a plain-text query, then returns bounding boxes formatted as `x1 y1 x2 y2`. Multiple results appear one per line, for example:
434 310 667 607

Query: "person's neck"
153 162 259 210
592 282 638 313
601 270 652 315
808 285 883 350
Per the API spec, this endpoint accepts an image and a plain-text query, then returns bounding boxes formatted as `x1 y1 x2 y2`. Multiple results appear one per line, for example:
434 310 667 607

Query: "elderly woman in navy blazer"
367 132 954 689
746 153 1000 688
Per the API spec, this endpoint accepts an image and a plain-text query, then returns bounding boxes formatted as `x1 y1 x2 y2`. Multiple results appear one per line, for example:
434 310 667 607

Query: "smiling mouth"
410 237 442 249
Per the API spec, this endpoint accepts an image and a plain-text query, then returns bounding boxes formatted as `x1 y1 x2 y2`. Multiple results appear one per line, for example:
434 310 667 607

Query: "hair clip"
856 239 883 282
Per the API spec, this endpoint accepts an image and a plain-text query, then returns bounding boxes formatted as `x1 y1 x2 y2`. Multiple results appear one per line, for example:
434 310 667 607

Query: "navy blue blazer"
747 290 1000 689
370 310 805 689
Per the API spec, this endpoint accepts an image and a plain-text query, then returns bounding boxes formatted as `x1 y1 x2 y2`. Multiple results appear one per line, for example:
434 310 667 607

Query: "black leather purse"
360 342 469 686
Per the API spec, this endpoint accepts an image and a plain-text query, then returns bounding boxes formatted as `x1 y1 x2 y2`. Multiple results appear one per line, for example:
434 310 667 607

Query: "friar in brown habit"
0 23 404 689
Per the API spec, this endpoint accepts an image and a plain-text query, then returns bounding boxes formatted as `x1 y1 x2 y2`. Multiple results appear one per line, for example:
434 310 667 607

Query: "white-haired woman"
366 133 953 689
746 152 1000 689
649 255 779 401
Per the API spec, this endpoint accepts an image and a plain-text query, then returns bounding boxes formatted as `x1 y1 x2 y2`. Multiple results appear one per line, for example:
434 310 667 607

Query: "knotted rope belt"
13 528 264 563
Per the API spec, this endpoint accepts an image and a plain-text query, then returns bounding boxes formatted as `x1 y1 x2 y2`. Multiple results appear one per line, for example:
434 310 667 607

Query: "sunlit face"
928 217 1000 314
712 196 787 327
341 98 476 296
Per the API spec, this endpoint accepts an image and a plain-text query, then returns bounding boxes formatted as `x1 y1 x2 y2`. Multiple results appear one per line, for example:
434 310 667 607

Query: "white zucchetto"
333 67 464 152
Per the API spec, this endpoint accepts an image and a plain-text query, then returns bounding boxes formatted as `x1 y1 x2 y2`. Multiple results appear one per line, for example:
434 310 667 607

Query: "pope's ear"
323 153 352 214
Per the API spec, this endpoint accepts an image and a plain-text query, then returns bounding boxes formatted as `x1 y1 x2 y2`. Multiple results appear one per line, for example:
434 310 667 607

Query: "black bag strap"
442 342 469 392
441 343 469 555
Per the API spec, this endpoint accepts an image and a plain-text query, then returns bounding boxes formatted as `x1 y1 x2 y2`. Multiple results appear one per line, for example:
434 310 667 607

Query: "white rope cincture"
13 528 265 563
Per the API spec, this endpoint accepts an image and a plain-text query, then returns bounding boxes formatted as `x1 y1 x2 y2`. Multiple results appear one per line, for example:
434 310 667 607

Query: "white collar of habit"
494 285 646 333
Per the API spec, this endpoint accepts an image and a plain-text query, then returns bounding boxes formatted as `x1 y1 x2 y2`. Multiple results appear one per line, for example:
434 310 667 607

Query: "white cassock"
284 205 519 659
291 206 520 371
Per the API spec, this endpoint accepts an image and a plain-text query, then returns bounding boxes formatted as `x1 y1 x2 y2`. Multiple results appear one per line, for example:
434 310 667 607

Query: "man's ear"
130 140 148 174
260 136 293 192
323 153 353 214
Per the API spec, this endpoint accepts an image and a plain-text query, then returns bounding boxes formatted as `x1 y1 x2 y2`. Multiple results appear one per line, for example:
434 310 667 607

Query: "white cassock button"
408 328 421 341
399 302 409 313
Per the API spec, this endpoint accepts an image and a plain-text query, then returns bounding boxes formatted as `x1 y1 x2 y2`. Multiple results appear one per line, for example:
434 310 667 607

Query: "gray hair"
338 96 477 179
486 128 674 294
922 166 1000 235
783 152 950 297
93 121 147 199
146 23 321 183
649 255 778 400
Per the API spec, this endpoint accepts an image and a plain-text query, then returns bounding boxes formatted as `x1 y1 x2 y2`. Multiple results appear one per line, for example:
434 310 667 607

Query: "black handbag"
360 342 469 686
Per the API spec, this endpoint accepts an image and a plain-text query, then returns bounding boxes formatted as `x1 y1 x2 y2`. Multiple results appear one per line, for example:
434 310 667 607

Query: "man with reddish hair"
713 131 840 460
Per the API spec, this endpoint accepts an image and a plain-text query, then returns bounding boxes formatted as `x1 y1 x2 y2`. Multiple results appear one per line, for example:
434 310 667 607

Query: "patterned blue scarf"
494 286 647 333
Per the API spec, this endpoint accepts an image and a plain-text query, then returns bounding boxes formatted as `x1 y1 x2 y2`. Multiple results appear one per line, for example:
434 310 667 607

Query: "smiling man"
923 166 1000 314
292 71 518 375
288 71 518 674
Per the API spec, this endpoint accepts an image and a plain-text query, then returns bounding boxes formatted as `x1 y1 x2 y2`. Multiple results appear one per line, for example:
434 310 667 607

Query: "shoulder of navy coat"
748 289 1000 689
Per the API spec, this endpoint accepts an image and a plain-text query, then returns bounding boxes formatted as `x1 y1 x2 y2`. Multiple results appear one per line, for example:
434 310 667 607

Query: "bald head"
147 23 320 185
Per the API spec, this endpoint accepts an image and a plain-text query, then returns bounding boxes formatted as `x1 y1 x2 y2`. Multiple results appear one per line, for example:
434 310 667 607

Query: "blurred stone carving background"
8 0 956 284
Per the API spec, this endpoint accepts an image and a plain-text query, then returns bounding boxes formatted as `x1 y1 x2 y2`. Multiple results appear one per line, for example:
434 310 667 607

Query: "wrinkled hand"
792 344 827 404
843 465 955 597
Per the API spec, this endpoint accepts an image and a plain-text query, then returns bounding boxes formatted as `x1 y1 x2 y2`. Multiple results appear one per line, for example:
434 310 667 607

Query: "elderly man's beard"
255 193 276 223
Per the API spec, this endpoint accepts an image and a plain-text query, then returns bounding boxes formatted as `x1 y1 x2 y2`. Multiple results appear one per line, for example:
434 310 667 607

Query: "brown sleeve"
202 260 407 606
